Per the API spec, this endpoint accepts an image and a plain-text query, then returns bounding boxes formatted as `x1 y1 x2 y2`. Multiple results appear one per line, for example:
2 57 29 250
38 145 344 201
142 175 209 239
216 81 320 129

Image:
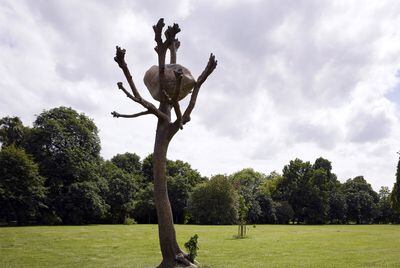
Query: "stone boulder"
143 64 195 101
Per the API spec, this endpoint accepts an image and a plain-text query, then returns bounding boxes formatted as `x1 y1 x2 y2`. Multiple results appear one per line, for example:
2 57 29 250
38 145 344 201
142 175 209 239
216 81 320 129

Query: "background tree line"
0 107 399 226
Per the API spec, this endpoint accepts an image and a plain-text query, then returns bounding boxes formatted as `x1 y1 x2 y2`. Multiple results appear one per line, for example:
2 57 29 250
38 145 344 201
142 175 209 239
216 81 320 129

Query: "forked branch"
114 46 141 97
153 19 181 53
114 46 169 122
153 19 181 103
112 19 217 132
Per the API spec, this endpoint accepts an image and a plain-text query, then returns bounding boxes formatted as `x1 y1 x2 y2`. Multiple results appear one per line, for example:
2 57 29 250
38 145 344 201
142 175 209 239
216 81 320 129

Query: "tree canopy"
189 175 238 225
0 108 399 226
0 146 46 225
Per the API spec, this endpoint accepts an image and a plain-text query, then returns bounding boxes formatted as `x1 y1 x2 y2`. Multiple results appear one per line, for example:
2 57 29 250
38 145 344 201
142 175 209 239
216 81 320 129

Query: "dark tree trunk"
152 104 183 267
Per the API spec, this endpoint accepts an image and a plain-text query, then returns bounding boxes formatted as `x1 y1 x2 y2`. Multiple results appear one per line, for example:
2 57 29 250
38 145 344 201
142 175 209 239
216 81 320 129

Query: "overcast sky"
1 0 399 190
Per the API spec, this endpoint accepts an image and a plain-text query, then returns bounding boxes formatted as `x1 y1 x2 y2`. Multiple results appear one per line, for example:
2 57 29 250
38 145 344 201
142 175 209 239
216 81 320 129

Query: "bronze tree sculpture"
112 18 217 267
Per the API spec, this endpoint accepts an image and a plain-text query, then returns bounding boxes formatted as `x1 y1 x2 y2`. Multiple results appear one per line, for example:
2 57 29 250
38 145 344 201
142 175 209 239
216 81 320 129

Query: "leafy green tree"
260 171 283 199
376 186 394 224
313 157 332 179
327 190 347 223
167 161 205 223
343 176 379 224
274 201 294 224
140 154 205 223
309 158 342 224
27 107 101 182
26 107 103 223
305 169 329 224
278 158 314 223
256 171 282 223
133 182 156 223
276 157 344 224
0 117 29 148
312 157 341 192
58 180 109 224
230 168 266 223
0 146 46 225
313 158 348 224
189 175 238 224
100 161 140 223
391 154 400 213
111 152 142 175
141 154 155 183
256 193 276 223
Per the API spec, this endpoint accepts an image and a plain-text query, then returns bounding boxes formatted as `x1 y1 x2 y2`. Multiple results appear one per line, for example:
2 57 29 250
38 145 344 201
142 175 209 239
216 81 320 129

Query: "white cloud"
347 109 392 143
1 0 399 190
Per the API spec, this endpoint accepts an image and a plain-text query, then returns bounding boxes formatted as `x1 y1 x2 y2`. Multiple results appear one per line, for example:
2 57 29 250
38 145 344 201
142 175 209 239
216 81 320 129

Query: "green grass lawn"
0 224 399 267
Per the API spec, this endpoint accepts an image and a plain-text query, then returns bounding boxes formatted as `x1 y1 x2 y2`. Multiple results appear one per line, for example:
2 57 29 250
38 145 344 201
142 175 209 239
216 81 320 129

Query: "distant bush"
124 217 137 225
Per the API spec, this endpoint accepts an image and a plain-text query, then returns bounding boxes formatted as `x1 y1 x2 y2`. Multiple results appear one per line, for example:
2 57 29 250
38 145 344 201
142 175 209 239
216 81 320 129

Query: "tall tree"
274 201 294 224
111 152 142 175
376 186 394 224
189 175 238 225
166 160 205 224
391 153 400 213
327 190 347 223
343 176 378 224
27 107 103 223
308 158 338 224
0 146 46 225
111 18 217 267
141 154 155 183
133 182 157 224
229 168 266 223
58 180 109 225
278 158 314 223
275 158 340 224
0 117 29 148
100 161 140 223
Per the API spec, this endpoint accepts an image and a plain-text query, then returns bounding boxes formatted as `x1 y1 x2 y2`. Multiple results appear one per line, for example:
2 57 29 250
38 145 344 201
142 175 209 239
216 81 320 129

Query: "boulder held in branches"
143 64 195 101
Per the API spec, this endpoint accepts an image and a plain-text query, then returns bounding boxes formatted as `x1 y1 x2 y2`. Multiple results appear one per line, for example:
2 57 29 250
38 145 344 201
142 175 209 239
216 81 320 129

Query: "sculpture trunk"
153 104 181 267
112 18 217 267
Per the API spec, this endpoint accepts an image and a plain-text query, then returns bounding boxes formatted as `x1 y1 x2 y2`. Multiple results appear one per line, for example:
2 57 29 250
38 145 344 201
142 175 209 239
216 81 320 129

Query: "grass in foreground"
0 224 399 267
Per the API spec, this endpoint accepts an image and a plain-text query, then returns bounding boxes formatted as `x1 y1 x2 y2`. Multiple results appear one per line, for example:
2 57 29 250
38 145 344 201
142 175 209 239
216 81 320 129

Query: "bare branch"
182 53 217 124
117 82 140 102
114 46 170 122
111 111 151 118
153 20 181 103
153 18 165 52
164 24 181 49
114 46 126 68
153 19 181 52
114 46 141 98
169 39 180 64
116 82 170 122
197 53 218 86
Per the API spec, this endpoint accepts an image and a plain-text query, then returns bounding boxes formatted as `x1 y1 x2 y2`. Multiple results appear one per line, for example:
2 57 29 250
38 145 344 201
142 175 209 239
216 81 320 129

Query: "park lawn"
0 225 399 268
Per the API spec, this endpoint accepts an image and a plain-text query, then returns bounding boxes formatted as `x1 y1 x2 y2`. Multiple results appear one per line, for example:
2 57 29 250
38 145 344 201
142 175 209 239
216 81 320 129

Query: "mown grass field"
0 224 399 267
